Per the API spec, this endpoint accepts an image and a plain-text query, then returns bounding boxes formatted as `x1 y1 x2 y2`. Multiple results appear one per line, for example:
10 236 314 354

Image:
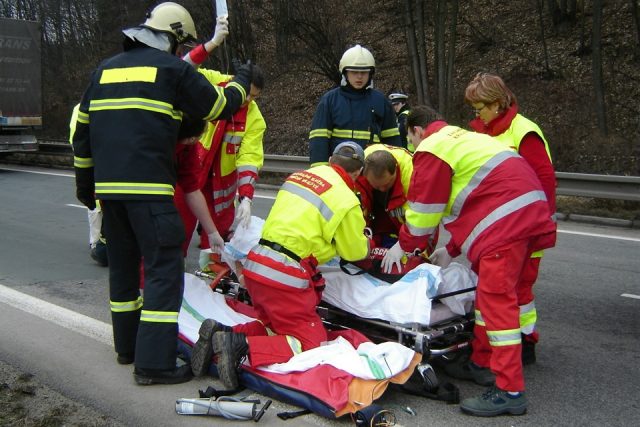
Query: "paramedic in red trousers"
72 2 251 385
190 141 370 389
308 44 401 167
464 72 556 365
396 105 556 416
176 20 266 252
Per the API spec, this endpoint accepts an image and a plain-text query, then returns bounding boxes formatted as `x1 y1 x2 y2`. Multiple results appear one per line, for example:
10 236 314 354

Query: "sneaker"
212 332 248 390
133 365 193 386
116 353 134 365
522 339 536 365
191 319 232 377
445 360 495 386
460 386 527 417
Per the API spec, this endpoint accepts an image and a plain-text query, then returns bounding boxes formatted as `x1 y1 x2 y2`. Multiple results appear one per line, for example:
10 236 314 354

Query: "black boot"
133 365 193 385
191 319 232 377
521 337 536 365
212 332 248 390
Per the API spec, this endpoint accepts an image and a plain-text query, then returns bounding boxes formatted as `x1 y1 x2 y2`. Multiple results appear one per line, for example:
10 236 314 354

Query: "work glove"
235 197 252 229
429 247 452 268
231 61 253 90
207 230 225 254
77 190 96 211
210 15 229 47
380 241 404 274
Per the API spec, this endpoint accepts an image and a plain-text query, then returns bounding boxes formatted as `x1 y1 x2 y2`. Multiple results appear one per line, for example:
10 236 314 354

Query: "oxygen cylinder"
175 398 256 420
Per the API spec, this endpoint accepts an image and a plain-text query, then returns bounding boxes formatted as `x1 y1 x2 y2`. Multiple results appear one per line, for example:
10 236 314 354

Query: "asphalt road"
1 164 639 426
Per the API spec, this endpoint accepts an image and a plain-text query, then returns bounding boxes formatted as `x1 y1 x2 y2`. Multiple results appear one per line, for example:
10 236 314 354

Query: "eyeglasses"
471 104 487 115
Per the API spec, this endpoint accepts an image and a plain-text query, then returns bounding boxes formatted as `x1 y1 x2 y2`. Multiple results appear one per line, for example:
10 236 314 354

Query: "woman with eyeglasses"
463 72 556 366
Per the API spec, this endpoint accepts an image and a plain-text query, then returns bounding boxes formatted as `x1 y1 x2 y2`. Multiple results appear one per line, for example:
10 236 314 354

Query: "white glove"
380 242 404 274
210 16 229 47
429 247 453 268
207 230 225 254
235 197 252 229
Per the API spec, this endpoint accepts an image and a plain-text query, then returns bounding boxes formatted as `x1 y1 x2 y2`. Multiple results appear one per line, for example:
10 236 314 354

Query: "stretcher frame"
194 270 475 361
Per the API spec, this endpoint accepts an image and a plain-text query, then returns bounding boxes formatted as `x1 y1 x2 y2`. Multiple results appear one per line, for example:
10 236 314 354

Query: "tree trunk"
537 0 553 77
631 0 640 48
445 0 458 117
415 0 431 106
403 0 423 103
435 0 446 113
591 0 608 135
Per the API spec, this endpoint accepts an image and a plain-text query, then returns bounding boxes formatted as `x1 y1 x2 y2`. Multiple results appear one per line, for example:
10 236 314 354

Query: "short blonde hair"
464 72 516 111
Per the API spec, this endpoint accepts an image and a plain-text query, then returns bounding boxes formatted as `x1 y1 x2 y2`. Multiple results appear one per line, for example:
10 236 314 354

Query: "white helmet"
143 2 197 44
388 92 408 103
339 44 375 74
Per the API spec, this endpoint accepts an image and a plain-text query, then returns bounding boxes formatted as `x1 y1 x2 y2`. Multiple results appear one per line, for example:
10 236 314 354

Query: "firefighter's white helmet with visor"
143 2 197 44
339 44 375 73
389 92 408 104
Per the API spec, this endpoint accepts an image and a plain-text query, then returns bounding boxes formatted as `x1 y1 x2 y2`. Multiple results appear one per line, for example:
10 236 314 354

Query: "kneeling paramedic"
191 141 370 389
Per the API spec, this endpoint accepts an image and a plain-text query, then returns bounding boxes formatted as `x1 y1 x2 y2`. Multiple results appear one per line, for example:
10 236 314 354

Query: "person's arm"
379 99 401 147
182 16 229 67
334 205 369 262
398 151 451 254
72 87 96 210
519 133 556 214
309 94 333 167
236 101 266 200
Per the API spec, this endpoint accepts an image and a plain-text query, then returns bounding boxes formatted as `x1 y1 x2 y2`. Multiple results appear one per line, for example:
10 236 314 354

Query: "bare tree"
536 0 554 77
631 0 640 49
591 0 608 135
403 0 431 106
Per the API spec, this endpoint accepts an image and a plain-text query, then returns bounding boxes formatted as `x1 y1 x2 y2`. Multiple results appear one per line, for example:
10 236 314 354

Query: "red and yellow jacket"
399 122 556 268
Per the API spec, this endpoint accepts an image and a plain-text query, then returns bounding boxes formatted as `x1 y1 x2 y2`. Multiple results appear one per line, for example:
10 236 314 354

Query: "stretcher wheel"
417 363 439 390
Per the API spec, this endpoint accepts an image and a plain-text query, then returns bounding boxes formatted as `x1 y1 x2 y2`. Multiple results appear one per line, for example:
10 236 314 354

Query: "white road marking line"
0 284 112 345
621 293 640 300
0 166 73 177
558 229 640 243
66 203 87 209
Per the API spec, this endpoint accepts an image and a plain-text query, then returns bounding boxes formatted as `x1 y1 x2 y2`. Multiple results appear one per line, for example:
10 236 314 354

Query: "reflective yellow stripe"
487 328 521 347
474 309 485 326
282 181 334 222
110 296 143 313
95 182 174 196
77 111 89 124
89 98 182 120
100 67 157 84
531 249 544 258
309 129 331 138
286 336 302 354
140 310 179 324
74 156 94 168
519 301 537 335
204 85 227 120
380 127 400 138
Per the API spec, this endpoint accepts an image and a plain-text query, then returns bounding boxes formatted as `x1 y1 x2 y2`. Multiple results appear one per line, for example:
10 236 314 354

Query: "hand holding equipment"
210 15 229 47
429 247 452 268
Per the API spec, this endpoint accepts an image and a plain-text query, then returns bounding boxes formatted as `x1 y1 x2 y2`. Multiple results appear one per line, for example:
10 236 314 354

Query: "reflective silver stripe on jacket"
281 182 333 222
223 134 243 145
461 190 547 254
444 151 516 225
405 222 438 237
244 245 309 289
237 165 259 174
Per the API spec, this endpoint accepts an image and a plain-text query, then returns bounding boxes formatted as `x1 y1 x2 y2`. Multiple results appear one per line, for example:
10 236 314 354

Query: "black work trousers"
101 200 185 370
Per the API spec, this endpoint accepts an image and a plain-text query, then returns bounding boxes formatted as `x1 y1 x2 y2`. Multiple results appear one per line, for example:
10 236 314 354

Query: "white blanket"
179 273 416 380
206 215 476 326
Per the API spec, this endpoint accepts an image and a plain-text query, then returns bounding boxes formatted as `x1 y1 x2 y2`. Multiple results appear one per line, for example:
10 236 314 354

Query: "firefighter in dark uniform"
72 1 251 385
308 44 401 167
388 91 411 151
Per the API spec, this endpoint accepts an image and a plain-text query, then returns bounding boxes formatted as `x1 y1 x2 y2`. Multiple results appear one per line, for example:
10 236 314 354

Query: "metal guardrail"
20 141 640 202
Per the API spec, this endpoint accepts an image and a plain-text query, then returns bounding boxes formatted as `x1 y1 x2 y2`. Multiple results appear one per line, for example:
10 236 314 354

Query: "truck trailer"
0 17 41 153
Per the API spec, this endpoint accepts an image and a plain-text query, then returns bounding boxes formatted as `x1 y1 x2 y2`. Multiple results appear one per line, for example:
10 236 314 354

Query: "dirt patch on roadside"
0 360 122 427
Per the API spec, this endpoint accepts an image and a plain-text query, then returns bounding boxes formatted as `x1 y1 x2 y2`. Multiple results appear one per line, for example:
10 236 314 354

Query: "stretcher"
195 256 476 361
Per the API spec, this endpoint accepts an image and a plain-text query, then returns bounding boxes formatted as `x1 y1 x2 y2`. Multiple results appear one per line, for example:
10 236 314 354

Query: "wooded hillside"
2 0 639 174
